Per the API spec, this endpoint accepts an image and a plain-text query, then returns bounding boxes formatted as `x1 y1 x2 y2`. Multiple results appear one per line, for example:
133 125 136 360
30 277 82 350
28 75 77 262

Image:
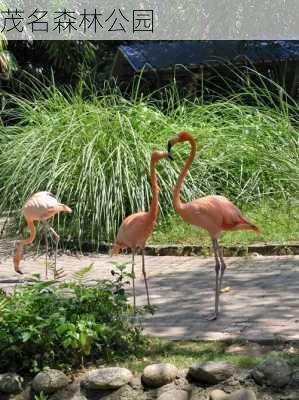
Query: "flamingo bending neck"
13 219 36 273
173 135 196 213
148 157 159 222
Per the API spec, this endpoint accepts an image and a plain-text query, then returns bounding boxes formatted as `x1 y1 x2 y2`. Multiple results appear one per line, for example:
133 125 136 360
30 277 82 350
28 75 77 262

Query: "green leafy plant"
34 392 48 400
110 261 132 296
72 263 94 284
0 264 145 373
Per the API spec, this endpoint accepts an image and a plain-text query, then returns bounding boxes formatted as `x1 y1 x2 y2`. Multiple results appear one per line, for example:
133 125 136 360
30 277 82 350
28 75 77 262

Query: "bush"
0 77 298 246
0 264 145 373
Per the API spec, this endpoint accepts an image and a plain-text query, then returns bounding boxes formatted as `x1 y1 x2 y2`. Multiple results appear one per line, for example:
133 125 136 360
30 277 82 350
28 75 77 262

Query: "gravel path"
0 237 298 342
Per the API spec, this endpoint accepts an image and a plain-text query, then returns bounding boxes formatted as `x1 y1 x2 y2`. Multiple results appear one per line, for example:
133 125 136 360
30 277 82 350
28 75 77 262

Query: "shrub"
0 264 146 373
0 77 298 246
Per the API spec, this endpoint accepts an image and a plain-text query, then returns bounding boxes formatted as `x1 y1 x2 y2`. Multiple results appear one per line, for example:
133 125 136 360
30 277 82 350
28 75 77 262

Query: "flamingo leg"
141 249 151 306
218 245 227 292
131 249 136 314
42 222 49 279
206 239 221 321
213 239 221 318
43 221 60 279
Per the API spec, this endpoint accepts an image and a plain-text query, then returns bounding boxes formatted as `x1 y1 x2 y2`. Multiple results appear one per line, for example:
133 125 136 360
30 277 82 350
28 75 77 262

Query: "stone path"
0 236 299 342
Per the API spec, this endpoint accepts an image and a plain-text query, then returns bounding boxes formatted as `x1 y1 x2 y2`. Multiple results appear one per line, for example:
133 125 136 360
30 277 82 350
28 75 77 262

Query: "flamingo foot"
202 312 218 321
220 286 231 293
16 269 23 275
13 257 23 274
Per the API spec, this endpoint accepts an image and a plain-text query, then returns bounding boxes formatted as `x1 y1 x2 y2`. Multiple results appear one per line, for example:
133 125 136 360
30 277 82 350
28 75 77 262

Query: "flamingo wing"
115 212 154 249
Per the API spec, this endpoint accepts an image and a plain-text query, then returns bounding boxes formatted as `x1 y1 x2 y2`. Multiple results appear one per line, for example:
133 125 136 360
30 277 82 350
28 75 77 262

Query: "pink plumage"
13 191 72 274
168 131 260 320
179 195 260 239
112 150 170 310
112 212 155 253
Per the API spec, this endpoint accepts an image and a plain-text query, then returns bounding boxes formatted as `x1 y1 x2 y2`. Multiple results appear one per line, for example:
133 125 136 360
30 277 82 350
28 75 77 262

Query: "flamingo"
13 191 72 276
167 131 260 320
111 149 171 311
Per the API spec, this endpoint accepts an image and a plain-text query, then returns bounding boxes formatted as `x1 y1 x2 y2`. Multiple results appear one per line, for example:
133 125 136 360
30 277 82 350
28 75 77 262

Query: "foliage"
0 74 298 247
0 17 17 80
34 393 48 400
5 40 118 89
0 264 146 373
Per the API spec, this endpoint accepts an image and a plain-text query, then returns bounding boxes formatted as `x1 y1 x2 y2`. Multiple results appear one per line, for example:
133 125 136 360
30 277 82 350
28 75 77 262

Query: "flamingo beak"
167 141 174 160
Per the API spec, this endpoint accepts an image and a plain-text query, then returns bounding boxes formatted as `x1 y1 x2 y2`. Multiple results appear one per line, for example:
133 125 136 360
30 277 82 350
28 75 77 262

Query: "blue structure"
111 41 299 98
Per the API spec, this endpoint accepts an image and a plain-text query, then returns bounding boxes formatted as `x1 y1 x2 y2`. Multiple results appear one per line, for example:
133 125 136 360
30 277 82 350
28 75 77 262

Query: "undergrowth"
0 72 298 247
0 264 146 373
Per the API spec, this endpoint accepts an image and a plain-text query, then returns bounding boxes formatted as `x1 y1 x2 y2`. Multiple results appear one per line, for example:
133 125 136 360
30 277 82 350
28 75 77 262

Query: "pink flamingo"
168 131 260 320
112 150 171 311
13 191 72 276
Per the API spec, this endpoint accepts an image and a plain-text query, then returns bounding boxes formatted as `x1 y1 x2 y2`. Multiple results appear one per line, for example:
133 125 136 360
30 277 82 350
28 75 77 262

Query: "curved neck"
173 137 196 212
149 158 159 221
14 219 36 273
17 219 36 251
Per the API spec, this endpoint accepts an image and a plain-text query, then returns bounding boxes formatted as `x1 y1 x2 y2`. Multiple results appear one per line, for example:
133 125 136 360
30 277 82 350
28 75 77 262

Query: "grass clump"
112 338 299 373
0 77 298 247
0 265 145 373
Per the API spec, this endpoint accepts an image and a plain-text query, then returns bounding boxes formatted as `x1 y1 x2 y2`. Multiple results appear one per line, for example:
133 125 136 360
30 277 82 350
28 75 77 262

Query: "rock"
56 288 76 300
174 370 190 390
225 343 265 357
0 373 23 394
81 368 133 391
279 393 299 400
49 382 87 400
51 393 87 400
227 389 256 400
188 361 235 384
32 369 69 394
100 384 145 400
10 386 31 400
210 389 228 400
142 363 178 388
252 357 291 388
158 389 189 400
129 375 143 391
290 368 299 387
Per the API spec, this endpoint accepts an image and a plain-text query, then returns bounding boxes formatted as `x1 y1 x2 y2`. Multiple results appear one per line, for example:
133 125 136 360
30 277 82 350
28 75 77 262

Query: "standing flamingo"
111 150 171 311
167 131 260 320
13 192 72 276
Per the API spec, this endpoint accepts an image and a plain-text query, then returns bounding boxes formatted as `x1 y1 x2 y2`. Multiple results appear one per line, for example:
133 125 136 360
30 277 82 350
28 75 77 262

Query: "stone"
290 368 299 387
279 393 299 400
225 343 265 357
174 369 190 390
100 384 145 400
227 389 256 400
49 382 87 400
9 386 31 400
188 362 235 384
158 389 189 400
210 389 228 400
56 288 77 300
142 363 178 388
129 374 143 391
81 368 133 391
32 369 69 394
252 357 291 388
0 373 23 394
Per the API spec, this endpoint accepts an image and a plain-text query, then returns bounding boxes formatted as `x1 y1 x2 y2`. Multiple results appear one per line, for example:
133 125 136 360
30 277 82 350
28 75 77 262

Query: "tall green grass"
0 76 298 246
